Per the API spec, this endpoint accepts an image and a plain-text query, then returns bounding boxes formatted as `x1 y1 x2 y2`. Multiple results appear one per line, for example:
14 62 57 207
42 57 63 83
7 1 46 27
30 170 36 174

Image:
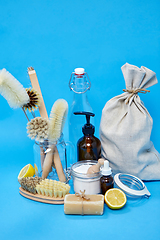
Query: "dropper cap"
101 160 112 176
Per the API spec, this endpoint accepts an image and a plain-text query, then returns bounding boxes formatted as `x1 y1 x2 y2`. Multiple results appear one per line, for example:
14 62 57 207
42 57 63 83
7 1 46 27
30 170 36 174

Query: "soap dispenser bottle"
74 111 101 161
100 160 114 195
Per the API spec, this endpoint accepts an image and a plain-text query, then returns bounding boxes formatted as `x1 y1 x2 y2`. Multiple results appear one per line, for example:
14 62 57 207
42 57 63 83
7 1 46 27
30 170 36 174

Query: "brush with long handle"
27 67 64 179
42 99 68 182
0 68 30 120
27 67 48 119
27 67 49 169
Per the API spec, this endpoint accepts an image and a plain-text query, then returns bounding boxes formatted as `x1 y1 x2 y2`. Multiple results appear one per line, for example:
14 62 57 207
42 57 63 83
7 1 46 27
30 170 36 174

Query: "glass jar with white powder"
71 160 101 194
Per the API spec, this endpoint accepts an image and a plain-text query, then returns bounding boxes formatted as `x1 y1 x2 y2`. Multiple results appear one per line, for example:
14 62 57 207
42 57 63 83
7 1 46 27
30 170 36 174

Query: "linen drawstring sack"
100 63 160 180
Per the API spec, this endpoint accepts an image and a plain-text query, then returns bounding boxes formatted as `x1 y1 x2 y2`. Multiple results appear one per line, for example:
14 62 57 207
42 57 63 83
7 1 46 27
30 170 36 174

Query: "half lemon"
18 164 35 180
104 188 127 209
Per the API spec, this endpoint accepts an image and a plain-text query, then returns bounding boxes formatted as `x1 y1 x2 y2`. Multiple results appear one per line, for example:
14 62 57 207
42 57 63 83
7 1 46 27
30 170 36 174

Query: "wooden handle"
28 67 48 119
53 146 66 182
40 147 45 169
87 162 101 174
87 159 104 174
42 145 66 182
98 158 104 165
42 145 54 179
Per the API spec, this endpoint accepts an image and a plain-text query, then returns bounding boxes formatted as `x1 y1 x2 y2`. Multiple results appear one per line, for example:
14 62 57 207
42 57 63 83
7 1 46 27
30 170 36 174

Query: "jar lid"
114 173 151 198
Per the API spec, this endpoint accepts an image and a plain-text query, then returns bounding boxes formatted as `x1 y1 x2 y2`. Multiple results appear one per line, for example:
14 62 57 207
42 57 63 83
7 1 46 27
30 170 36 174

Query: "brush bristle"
0 68 29 108
23 88 41 112
48 99 68 142
27 117 49 142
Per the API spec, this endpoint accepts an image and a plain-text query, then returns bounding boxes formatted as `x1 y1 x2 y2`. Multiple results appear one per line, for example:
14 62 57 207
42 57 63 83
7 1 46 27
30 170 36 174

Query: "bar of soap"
64 194 104 215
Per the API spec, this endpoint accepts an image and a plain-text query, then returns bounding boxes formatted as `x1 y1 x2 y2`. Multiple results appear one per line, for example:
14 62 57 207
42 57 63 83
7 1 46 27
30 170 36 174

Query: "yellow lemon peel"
104 188 127 209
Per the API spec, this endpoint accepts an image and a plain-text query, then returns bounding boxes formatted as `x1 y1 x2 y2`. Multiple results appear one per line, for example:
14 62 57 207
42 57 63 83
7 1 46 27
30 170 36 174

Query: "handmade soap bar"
64 194 104 215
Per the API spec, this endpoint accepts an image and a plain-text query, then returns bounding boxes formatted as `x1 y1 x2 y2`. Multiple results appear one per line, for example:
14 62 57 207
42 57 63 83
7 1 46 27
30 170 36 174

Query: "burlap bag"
100 63 160 180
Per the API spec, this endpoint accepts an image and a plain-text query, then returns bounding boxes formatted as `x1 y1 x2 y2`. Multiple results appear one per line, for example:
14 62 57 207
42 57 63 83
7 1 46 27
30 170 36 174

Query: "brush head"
48 99 68 143
0 68 29 108
23 88 41 112
27 117 49 142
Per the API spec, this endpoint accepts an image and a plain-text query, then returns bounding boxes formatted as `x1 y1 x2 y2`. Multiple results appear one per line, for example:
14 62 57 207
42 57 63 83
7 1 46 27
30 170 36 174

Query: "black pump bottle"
74 111 101 161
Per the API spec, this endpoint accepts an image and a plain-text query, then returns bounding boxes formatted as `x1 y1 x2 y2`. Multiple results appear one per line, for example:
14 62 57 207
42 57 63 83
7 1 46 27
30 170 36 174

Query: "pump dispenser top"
74 111 101 161
74 111 95 135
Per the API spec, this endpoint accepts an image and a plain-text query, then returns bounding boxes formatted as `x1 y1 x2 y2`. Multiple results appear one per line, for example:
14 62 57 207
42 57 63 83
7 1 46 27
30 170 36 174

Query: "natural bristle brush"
42 99 68 181
23 88 41 113
0 68 32 122
0 68 29 109
27 117 49 142
48 99 68 143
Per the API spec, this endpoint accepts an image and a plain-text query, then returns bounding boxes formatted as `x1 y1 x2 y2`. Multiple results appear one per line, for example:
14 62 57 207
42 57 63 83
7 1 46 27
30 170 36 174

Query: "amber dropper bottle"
100 160 114 195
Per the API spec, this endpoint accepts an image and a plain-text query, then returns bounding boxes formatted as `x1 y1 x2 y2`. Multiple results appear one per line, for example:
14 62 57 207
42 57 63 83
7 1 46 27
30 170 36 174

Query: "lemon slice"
104 188 127 209
18 164 35 180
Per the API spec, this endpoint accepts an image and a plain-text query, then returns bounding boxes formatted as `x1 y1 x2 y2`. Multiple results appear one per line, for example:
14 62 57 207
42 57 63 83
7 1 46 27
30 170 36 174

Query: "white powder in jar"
74 164 91 174
72 163 101 194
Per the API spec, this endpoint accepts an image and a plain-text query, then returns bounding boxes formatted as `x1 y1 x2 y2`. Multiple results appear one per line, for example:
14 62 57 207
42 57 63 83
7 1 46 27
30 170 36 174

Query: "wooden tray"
19 187 64 204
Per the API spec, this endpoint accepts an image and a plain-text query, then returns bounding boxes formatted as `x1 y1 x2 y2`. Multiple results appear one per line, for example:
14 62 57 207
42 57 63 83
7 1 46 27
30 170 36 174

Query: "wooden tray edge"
19 187 64 205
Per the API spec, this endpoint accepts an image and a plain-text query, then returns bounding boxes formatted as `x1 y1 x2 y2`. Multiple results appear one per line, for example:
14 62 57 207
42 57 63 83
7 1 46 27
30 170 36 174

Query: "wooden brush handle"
53 146 66 182
42 144 66 182
40 146 45 170
42 145 54 179
28 67 48 119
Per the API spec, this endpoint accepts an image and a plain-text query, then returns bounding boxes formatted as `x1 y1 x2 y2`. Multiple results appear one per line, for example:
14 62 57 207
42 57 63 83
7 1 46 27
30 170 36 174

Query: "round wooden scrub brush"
23 88 40 112
27 117 49 142
0 68 29 108
48 99 68 143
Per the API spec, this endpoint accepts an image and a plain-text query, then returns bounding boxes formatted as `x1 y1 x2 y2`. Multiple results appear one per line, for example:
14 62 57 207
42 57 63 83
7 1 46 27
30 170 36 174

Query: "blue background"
0 0 160 239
